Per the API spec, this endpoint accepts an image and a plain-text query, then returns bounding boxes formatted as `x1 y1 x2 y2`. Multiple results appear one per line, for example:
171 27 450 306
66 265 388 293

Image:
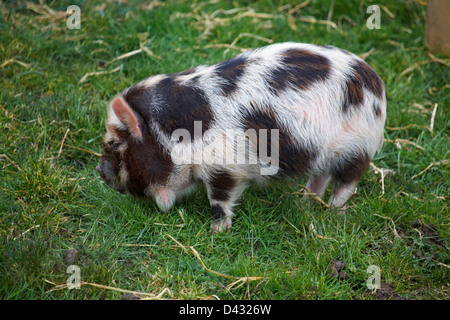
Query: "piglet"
97 42 386 233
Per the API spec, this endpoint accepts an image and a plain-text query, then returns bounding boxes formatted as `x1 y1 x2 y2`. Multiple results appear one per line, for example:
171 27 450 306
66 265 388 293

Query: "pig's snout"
96 165 104 179
96 162 126 194
96 161 115 180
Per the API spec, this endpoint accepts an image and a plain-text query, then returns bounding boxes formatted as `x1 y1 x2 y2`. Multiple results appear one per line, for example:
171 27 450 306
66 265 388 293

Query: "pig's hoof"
210 217 232 234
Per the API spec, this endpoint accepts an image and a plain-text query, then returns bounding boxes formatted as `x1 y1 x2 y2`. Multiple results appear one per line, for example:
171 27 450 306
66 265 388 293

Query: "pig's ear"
110 96 142 139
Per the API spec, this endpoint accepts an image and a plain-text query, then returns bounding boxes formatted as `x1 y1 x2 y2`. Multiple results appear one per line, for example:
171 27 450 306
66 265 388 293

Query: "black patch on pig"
101 138 123 177
153 76 213 137
209 171 236 202
351 60 384 99
215 55 248 96
342 73 365 113
267 49 331 94
211 204 225 220
123 84 155 117
122 83 161 137
125 76 213 138
342 60 384 114
122 125 173 197
331 151 370 186
242 107 317 176
373 101 382 118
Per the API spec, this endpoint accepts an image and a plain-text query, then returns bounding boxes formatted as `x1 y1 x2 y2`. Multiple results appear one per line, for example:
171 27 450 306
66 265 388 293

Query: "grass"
0 0 449 300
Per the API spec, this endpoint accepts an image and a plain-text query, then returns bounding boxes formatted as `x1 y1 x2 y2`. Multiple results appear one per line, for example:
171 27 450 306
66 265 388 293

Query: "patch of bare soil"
369 283 403 300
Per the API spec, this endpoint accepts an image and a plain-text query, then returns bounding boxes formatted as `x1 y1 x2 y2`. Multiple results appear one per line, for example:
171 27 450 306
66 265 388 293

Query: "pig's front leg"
205 170 247 233
210 204 233 233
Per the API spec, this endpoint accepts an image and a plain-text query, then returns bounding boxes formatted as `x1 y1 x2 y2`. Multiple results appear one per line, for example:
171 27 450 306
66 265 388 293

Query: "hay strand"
166 233 265 285
79 66 121 84
44 279 171 299
411 160 449 180
46 128 70 161
0 59 31 69
64 144 102 157
296 184 330 208
386 124 432 133
0 154 22 171
224 33 273 54
429 103 438 134
383 138 425 151
309 223 337 241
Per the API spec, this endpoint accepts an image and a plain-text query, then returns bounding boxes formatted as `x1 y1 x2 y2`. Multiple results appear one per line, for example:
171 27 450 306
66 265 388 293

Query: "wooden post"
425 0 450 56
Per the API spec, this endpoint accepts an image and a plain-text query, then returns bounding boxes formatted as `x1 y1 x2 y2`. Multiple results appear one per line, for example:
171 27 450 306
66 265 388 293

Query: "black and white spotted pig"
97 42 386 232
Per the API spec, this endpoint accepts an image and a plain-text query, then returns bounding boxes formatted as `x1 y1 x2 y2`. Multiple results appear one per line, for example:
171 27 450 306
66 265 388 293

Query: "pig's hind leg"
304 174 331 203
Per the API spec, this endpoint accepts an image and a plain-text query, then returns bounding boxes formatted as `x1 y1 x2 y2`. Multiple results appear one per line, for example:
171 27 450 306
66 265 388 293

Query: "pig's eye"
107 139 121 151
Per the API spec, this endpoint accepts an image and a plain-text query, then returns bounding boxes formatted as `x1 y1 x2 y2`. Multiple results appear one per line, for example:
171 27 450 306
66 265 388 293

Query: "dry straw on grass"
165 233 265 293
79 66 121 84
0 59 31 69
45 279 172 300
411 160 450 180
398 52 450 82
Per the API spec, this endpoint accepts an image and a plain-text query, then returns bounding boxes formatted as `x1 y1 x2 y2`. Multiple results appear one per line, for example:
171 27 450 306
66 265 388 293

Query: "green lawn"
0 0 448 300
